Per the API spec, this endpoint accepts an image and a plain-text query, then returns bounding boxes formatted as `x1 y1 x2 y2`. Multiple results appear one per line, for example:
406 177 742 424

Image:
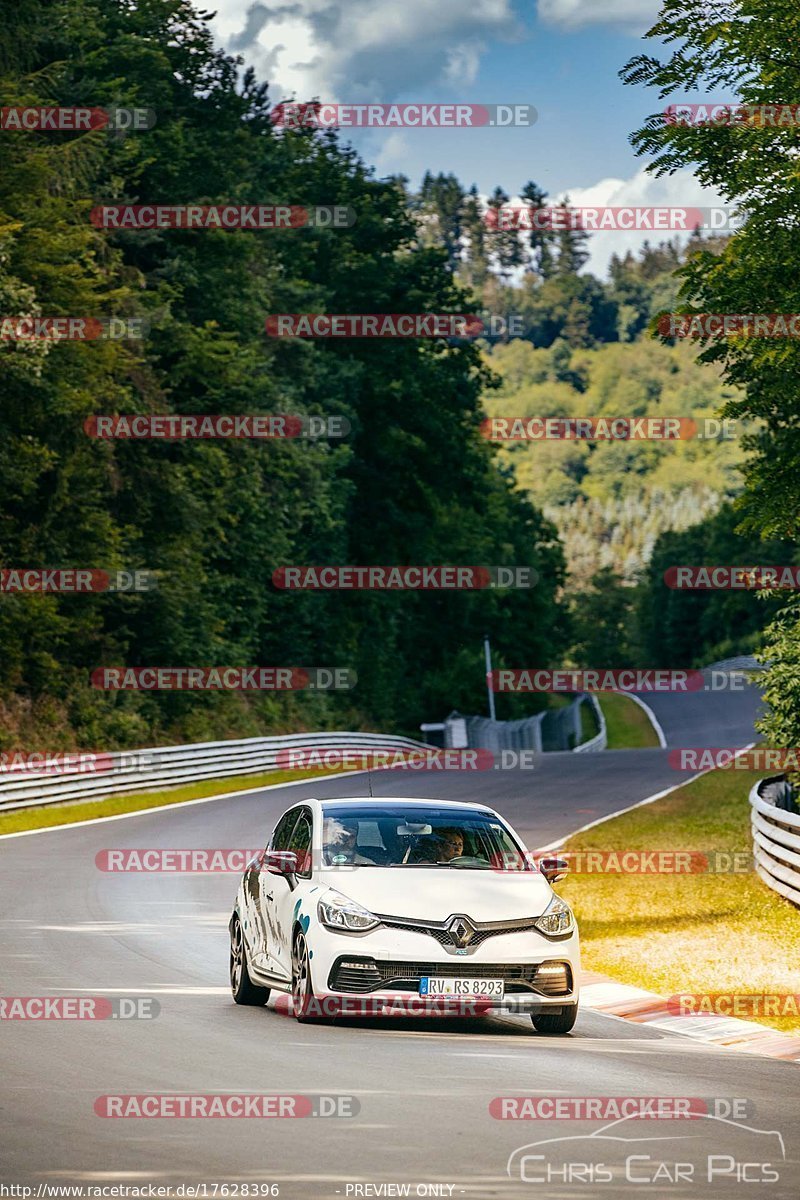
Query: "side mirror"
539 855 569 884
262 850 299 877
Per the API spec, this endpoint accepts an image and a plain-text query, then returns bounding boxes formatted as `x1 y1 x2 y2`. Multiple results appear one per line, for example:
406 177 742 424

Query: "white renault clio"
229 797 580 1033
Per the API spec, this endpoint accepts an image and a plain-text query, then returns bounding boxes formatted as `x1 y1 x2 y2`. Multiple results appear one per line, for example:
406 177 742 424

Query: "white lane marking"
449 1052 551 1058
56 986 231 994
0 769 369 840
536 742 755 852
623 691 668 748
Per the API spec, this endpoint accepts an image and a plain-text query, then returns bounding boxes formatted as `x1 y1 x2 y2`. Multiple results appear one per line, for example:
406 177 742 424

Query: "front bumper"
309 923 580 1013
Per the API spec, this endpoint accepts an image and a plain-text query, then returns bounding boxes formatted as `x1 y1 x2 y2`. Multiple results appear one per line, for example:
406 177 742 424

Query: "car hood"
315 866 555 922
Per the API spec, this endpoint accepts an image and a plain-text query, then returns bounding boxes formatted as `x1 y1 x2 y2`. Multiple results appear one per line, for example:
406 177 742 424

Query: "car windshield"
320 804 532 870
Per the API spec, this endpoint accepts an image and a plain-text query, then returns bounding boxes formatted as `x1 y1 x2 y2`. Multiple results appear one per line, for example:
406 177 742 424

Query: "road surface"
3 676 797 1198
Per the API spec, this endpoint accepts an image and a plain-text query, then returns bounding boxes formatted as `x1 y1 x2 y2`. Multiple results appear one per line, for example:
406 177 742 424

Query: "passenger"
323 818 374 865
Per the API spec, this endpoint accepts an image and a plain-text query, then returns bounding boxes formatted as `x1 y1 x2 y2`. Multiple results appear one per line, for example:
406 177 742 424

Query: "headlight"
318 890 380 933
533 895 575 938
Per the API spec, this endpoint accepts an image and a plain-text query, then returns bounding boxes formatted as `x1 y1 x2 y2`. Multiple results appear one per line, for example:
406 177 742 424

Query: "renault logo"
446 915 476 948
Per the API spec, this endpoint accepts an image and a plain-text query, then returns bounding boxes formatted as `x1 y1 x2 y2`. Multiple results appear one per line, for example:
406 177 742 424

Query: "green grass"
579 699 600 746
0 764 353 837
560 765 800 1034
597 691 661 749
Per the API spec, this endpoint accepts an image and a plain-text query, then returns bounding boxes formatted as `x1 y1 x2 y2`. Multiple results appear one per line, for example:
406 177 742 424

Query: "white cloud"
372 131 412 175
482 167 724 279
537 0 660 30
211 1 519 103
556 166 726 275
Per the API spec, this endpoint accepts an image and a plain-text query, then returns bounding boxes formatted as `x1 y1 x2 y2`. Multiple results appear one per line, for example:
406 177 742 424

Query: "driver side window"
288 812 313 877
270 809 299 852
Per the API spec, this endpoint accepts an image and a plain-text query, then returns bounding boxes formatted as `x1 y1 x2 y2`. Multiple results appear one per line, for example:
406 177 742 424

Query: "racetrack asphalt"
3 674 798 1199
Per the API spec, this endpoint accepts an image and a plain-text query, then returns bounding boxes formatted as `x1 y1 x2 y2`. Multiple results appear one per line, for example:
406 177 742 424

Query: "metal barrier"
0 731 431 813
749 776 800 907
573 695 607 753
2 697 607 815
442 694 606 755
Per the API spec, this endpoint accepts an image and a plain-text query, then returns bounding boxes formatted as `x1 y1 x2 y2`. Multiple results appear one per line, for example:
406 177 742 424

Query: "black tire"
531 1004 578 1035
230 914 270 1006
291 930 322 1023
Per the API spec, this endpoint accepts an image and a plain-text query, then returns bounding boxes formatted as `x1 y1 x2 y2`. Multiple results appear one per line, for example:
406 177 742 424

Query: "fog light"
536 962 569 992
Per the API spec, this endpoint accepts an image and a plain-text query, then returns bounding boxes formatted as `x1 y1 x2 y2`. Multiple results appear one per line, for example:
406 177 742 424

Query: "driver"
323 818 375 865
434 827 465 862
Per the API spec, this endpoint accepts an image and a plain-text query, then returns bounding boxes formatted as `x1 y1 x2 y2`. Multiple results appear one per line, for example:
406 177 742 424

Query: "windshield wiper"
385 861 449 868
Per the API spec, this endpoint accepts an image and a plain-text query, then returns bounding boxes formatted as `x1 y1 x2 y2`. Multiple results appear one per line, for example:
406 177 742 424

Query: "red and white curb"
581 973 800 1062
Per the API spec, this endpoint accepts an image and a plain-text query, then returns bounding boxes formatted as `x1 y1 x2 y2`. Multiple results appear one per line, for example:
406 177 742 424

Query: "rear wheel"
230 915 270 1006
531 1003 578 1035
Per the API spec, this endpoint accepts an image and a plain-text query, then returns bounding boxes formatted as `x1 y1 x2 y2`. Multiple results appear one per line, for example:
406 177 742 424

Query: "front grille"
377 913 541 950
328 957 573 996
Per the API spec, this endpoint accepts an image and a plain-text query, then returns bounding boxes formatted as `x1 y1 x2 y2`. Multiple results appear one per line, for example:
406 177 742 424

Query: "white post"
484 634 496 722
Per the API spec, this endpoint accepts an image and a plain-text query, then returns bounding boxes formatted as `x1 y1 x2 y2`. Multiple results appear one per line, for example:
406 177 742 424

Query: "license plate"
419 976 505 998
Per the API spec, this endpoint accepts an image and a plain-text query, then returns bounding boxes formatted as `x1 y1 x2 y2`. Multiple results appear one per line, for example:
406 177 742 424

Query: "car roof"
314 796 494 813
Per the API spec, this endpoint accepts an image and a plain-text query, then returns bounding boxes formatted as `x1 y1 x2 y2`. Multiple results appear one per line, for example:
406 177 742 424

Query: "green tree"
520 180 556 280
622 0 800 747
486 186 525 283
459 185 490 290
415 171 466 270
637 505 796 668
0 0 569 746
554 195 590 276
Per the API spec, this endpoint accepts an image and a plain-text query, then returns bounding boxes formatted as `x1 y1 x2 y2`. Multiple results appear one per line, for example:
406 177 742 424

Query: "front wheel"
291 931 322 1023
230 915 270 1006
531 1003 578 1035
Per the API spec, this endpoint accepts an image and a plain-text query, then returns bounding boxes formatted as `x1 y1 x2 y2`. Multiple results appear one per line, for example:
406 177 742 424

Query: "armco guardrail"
750 776 800 908
442 694 606 755
572 695 607 753
0 732 431 813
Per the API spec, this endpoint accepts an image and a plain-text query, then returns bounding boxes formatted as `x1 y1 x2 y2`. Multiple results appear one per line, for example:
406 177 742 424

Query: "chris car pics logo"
506 1113 785 1186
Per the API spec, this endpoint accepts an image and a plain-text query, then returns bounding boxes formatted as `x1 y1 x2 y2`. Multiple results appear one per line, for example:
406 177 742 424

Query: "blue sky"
208 1 722 272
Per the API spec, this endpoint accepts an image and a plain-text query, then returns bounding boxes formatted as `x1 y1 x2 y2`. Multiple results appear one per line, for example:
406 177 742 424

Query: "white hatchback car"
229 797 580 1033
